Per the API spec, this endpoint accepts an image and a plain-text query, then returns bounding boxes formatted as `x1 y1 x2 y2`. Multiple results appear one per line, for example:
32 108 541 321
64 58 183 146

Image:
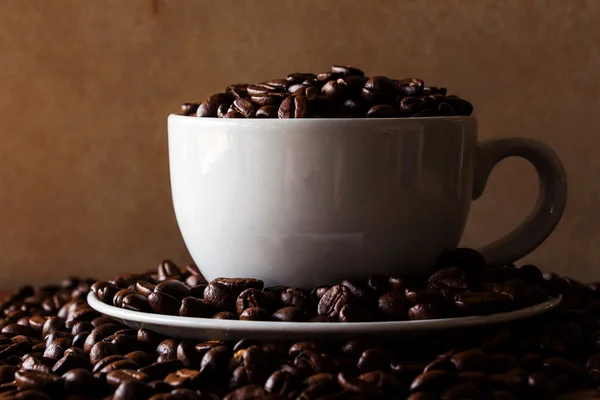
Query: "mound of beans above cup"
92 249 552 323
1 252 600 399
180 65 474 119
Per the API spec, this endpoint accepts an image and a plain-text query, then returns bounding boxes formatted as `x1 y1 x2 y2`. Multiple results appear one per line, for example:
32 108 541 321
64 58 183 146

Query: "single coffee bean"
203 282 237 312
454 292 513 315
331 65 365 77
51 353 92 375
176 341 201 369
121 293 151 312
378 292 408 320
237 289 274 315
179 297 212 318
154 280 190 302
135 281 156 297
278 95 308 119
527 371 556 398
217 103 230 118
185 275 205 288
451 348 488 372
92 355 126 374
366 104 399 118
280 288 312 311
410 370 458 393
239 307 272 321
339 304 372 322
321 80 349 99
106 369 149 387
14 370 62 392
212 311 238 320
408 303 451 320
125 351 154 368
230 98 256 118
90 341 119 364
189 284 207 299
388 276 409 293
62 368 97 394
137 329 165 351
199 346 231 380
181 103 200 116
397 78 425 96
272 307 308 322
255 105 278 118
148 292 181 316
337 371 385 396
424 358 457 374
318 285 352 318
113 289 136 308
158 260 182 281
157 339 179 362
442 383 482 400
113 380 154 400
138 359 184 381
43 338 71 360
357 348 391 372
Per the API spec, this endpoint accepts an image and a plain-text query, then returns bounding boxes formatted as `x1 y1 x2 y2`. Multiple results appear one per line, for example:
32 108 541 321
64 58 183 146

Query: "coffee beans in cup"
180 65 473 119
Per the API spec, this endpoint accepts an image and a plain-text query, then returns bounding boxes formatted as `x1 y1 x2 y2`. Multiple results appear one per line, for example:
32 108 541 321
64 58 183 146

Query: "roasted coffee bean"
179 297 212 318
338 304 372 322
212 311 239 320
410 370 458 393
181 103 200 116
397 78 425 96
197 93 232 118
43 338 71 360
269 306 307 322
125 351 154 368
62 368 97 394
106 368 149 387
154 280 190 302
137 329 165 351
236 289 274 315
378 292 408 320
189 284 207 299
135 281 156 297
451 348 488 372
409 303 451 320
14 370 62 392
230 98 256 118
90 341 118 364
121 293 151 312
139 360 184 381
280 288 312 311
318 285 352 318
357 348 391 372
255 105 278 118
454 292 512 315
366 104 399 118
158 260 182 281
239 307 272 321
113 380 154 400
51 352 91 375
204 282 237 312
175 341 200 369
278 95 308 119
185 275 205 289
148 292 181 316
331 65 365 77
157 339 179 362
199 345 231 380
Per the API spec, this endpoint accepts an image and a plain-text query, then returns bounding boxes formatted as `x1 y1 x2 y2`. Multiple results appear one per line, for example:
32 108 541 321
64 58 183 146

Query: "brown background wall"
0 0 598 289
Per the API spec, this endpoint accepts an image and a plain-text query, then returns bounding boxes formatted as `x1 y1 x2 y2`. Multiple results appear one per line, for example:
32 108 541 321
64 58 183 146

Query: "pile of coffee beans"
93 249 551 323
180 65 473 119
1 249 600 399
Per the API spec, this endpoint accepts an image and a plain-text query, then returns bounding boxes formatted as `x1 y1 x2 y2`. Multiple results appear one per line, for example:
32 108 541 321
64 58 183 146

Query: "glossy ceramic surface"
168 116 566 288
88 292 561 341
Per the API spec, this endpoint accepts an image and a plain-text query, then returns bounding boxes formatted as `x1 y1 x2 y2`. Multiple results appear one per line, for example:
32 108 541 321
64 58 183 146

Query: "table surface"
0 291 597 398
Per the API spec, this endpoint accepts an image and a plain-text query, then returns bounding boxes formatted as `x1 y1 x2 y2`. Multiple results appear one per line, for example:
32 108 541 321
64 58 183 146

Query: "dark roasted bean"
278 95 308 119
148 292 181 316
179 297 212 318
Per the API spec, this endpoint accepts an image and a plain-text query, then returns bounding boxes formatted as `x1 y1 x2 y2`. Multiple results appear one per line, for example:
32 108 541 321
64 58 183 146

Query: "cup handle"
473 137 567 266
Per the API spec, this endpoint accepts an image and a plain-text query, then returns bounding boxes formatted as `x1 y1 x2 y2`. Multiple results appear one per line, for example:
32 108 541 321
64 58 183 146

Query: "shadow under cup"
168 116 565 288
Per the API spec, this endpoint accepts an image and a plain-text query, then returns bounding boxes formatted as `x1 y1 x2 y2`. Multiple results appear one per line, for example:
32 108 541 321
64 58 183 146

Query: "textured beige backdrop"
0 0 598 289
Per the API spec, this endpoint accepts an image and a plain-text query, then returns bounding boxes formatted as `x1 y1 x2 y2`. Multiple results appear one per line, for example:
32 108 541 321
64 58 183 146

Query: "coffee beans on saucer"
94 249 550 323
181 65 473 119
1 249 600 399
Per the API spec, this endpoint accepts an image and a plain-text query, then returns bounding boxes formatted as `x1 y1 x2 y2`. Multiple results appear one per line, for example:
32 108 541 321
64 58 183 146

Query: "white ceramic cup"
168 115 567 288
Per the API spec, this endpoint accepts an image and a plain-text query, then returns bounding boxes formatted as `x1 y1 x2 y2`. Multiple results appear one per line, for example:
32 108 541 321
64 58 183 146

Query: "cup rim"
168 113 477 124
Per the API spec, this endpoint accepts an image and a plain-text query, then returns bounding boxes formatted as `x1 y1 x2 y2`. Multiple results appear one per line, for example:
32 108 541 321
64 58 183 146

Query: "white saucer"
87 292 561 341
